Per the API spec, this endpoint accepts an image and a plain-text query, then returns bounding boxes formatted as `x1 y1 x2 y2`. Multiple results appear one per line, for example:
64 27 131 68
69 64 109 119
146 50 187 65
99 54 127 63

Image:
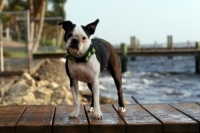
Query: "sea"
99 56 200 104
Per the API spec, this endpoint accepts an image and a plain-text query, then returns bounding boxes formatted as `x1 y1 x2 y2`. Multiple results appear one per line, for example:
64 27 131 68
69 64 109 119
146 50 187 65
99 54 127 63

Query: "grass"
3 50 27 58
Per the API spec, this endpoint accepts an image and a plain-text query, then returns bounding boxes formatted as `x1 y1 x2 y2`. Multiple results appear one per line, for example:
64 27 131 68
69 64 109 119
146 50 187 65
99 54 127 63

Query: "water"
99 56 200 104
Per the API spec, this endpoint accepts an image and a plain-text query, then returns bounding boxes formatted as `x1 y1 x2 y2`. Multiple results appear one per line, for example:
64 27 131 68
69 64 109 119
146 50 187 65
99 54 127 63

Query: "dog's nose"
71 38 79 45
70 39 79 49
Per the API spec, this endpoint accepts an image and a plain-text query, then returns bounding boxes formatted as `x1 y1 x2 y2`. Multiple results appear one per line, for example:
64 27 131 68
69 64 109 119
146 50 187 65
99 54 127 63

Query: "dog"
58 19 125 119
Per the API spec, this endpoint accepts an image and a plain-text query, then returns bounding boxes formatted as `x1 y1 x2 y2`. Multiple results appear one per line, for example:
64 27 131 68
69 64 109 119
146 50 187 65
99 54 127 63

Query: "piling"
167 35 173 59
167 35 174 50
0 20 4 72
196 42 200 50
120 43 127 73
195 56 200 74
130 36 137 51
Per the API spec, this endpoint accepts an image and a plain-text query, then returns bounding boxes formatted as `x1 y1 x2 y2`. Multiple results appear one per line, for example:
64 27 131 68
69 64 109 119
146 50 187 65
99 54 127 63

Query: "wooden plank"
16 105 55 133
0 106 26 133
53 105 89 133
114 104 162 133
171 103 200 122
85 105 125 133
170 103 200 132
142 104 198 133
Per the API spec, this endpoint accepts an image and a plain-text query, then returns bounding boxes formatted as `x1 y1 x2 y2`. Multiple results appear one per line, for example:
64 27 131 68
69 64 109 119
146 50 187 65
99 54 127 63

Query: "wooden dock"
0 103 200 133
32 48 200 59
32 47 200 74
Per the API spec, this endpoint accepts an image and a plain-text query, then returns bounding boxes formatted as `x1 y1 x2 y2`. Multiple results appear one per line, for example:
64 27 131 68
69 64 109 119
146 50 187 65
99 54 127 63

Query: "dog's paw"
118 107 126 113
93 110 102 119
69 111 79 118
88 107 94 112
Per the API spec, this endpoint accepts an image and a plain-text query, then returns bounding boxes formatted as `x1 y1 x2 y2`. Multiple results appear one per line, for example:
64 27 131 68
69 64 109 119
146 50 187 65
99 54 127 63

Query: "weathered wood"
53 105 89 133
0 106 26 133
32 49 200 59
114 104 162 133
121 43 127 73
16 105 55 133
167 35 174 50
85 105 125 133
196 42 200 50
170 103 200 132
130 36 137 51
1 104 200 133
195 56 200 74
171 103 200 122
0 20 4 72
142 104 198 133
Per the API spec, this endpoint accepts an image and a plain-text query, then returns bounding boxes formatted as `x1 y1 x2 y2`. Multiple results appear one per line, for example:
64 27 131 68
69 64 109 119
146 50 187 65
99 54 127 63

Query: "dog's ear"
86 19 99 35
58 21 73 30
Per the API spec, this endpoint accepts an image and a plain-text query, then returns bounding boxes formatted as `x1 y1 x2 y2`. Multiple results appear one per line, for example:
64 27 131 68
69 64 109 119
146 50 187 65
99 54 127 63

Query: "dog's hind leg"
87 83 94 112
107 57 126 113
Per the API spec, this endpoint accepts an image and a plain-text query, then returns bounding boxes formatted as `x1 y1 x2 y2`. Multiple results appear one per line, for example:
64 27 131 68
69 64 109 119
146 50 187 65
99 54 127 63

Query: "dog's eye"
82 37 86 40
67 33 72 38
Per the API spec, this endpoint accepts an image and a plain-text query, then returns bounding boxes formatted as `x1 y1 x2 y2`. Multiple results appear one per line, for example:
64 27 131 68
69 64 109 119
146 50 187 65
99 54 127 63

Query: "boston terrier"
58 19 125 119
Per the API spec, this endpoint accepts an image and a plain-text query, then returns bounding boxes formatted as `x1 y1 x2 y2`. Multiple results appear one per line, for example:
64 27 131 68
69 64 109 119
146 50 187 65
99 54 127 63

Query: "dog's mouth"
68 48 80 56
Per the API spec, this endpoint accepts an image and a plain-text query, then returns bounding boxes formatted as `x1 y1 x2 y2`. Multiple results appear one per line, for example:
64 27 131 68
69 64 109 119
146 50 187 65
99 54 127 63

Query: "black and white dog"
58 19 125 119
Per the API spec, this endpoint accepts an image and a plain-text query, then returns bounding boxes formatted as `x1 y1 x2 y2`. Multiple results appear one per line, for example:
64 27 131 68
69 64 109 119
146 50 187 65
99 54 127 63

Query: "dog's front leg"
92 78 102 119
69 80 80 118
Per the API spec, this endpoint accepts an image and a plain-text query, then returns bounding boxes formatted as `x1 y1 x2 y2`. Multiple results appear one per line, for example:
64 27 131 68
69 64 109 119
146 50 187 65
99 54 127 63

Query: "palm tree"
32 0 46 52
48 0 67 48
0 0 6 12
32 0 67 52
29 0 46 52
1 0 67 52
1 0 28 41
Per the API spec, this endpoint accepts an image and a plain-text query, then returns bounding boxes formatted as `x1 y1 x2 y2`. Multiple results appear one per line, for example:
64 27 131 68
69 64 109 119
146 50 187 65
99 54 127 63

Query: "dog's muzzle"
69 39 79 50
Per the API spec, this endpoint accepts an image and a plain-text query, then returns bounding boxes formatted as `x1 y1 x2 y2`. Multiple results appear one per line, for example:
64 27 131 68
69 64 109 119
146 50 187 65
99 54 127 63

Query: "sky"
64 0 200 46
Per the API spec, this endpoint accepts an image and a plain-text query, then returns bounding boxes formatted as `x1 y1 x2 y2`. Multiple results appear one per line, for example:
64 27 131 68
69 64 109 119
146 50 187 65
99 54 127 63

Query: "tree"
47 0 67 48
1 0 28 41
32 0 46 52
0 0 6 12
28 0 46 50
1 0 67 52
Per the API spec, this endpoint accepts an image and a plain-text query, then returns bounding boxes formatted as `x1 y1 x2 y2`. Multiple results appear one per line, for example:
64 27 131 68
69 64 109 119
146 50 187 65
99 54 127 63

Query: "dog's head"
58 19 99 57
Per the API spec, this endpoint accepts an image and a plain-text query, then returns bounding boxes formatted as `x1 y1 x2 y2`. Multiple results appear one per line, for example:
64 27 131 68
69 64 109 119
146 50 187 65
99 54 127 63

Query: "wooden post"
5 27 10 40
27 10 31 74
167 35 173 59
121 43 127 73
0 20 4 72
130 36 137 51
187 40 191 48
195 56 200 74
195 42 200 50
167 35 173 50
154 41 157 49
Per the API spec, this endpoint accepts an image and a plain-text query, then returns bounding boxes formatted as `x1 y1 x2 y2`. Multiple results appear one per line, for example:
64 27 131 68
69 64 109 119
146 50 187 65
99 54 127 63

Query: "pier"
32 42 200 74
0 102 200 133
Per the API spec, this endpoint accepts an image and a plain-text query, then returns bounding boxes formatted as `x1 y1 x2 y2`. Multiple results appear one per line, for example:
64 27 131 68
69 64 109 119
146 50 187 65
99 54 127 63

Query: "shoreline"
0 59 130 106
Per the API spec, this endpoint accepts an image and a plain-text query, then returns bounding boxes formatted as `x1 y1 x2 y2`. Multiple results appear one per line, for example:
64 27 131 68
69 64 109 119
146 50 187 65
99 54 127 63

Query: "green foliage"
1 0 67 48
60 42 66 50
46 0 67 20
40 38 55 46
3 50 26 58
49 0 67 3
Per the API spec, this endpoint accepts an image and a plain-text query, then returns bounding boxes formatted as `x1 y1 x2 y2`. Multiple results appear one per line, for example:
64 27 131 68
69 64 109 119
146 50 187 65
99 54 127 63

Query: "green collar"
66 44 96 63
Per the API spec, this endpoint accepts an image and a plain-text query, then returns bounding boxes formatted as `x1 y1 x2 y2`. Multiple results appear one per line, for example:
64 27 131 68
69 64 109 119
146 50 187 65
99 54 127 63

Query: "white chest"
68 55 100 83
